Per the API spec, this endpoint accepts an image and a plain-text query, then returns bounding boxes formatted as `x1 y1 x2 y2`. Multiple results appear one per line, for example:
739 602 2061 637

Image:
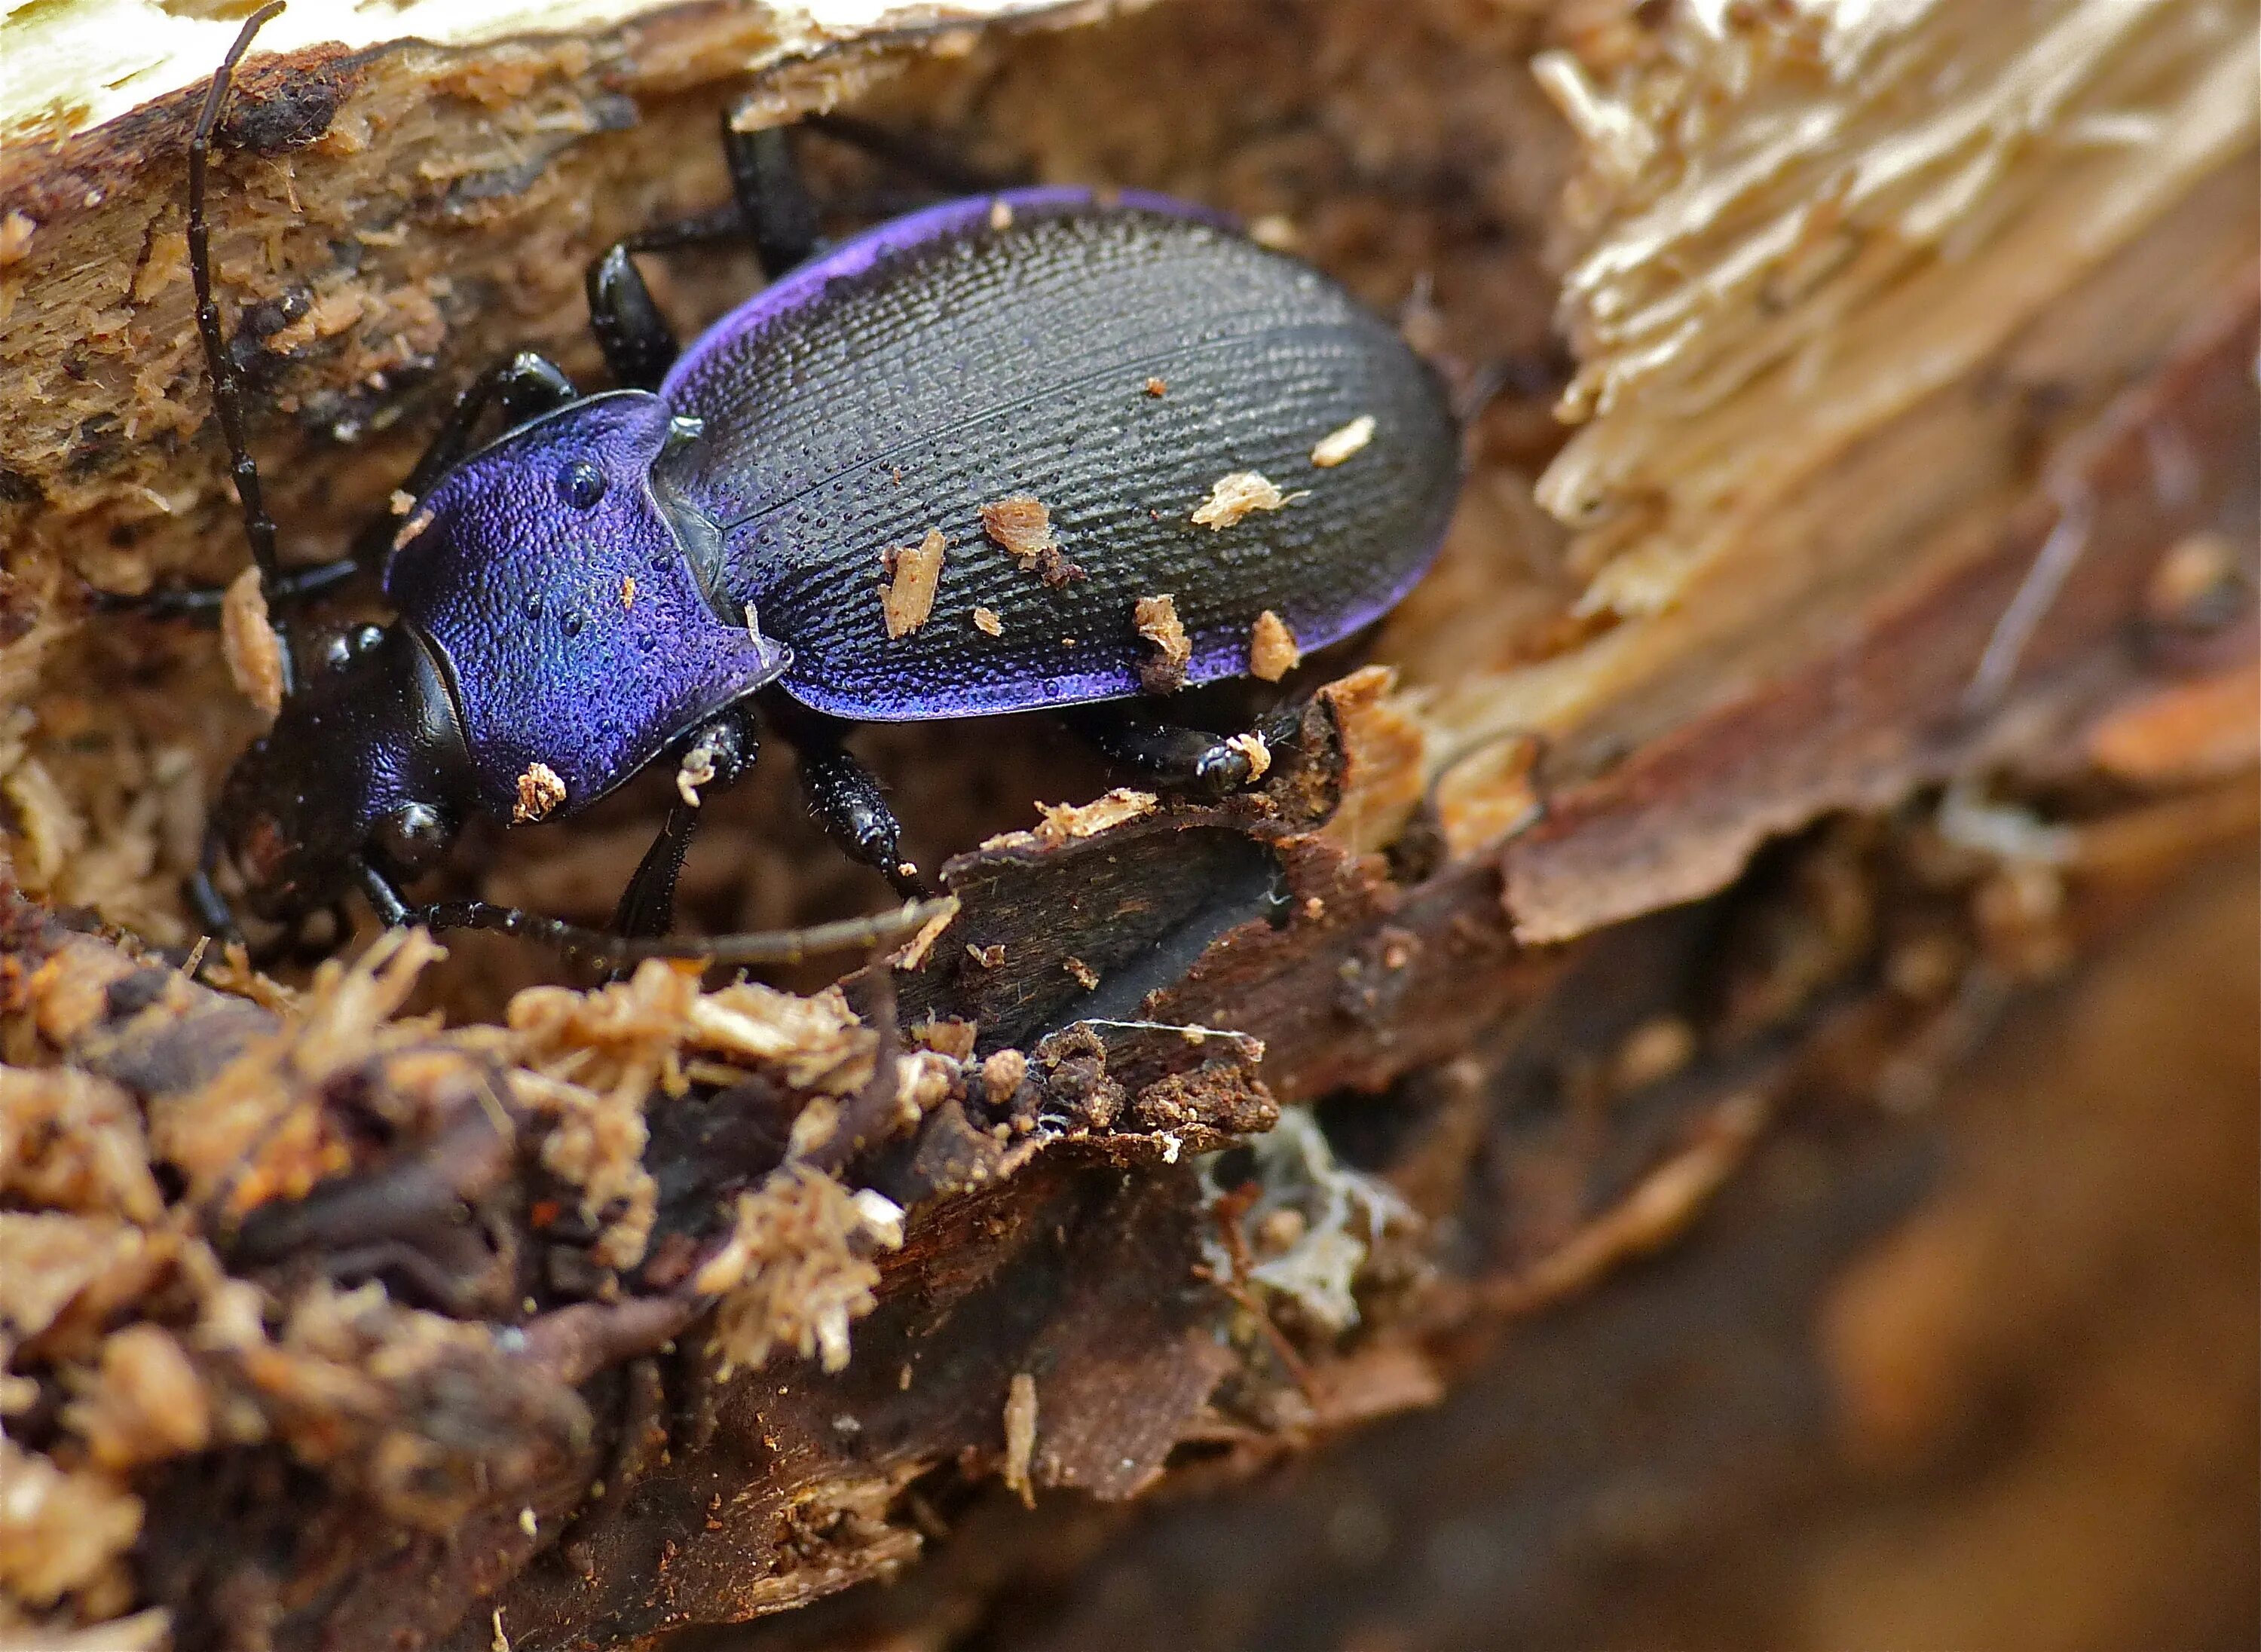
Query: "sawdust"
218 567 284 722
1134 594 1191 696
1002 1372 1038 1507
1310 414 1375 467
880 528 946 638
698 1167 904 1377
1192 471 1303 530
513 762 567 824
980 495 1082 587
1248 610 1301 682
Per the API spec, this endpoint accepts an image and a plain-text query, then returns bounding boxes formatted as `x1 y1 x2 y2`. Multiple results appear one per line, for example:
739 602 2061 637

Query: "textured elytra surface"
659 192 1461 720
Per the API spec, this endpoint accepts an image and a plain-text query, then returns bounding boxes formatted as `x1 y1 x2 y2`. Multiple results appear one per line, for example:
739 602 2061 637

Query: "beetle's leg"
797 743 932 898
582 203 739 391
363 349 579 553
761 694 931 898
725 123 825 279
803 112 1006 197
1067 705 1258 798
610 710 757 938
112 348 578 619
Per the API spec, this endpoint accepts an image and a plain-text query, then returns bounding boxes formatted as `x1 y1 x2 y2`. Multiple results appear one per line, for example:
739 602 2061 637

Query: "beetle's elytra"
177 5 1463 968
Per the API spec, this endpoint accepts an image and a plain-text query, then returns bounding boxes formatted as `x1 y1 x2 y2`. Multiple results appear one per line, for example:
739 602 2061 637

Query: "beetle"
171 4 1461 967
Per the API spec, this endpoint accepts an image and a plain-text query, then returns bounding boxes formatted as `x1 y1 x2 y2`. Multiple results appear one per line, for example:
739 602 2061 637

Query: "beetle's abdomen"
658 191 1458 720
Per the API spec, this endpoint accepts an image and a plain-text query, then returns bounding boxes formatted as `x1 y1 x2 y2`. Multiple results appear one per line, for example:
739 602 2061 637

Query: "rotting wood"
0 1 2254 1648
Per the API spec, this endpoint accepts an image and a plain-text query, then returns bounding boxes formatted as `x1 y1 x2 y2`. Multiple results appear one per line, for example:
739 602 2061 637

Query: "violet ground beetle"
169 4 1462 970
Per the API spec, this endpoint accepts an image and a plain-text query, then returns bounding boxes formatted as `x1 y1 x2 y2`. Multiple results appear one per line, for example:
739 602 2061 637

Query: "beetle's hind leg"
1067 705 1276 799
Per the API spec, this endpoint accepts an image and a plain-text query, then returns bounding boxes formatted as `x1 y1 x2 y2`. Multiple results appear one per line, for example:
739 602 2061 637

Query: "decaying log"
1 1 2254 1649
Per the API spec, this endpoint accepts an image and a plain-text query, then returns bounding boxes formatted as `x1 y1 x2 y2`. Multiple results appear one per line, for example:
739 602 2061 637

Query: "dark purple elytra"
385 187 1460 823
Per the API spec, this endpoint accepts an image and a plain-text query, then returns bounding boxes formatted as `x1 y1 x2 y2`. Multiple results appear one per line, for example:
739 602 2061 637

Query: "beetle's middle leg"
760 694 932 900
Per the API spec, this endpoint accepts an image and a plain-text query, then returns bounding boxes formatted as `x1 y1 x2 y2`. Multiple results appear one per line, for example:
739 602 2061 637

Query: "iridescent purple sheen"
657 186 1224 404
384 393 787 820
380 184 1456 818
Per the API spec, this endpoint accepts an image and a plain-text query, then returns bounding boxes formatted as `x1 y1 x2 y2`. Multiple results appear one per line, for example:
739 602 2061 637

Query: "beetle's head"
210 622 474 922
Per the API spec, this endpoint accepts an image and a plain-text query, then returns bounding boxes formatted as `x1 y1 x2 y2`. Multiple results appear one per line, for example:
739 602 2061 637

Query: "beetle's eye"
558 460 607 509
374 801 451 878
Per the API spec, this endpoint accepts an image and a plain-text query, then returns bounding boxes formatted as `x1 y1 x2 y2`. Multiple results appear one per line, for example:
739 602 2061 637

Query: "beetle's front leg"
612 709 759 938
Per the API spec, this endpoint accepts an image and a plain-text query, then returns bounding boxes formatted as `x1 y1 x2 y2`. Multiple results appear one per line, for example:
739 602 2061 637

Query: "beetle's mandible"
166 3 1462 969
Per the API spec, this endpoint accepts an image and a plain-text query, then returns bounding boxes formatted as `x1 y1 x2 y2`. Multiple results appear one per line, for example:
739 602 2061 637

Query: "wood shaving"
512 761 566 824
620 576 636 610
966 943 1006 969
1311 414 1376 467
0 1066 164 1222
1143 376 1167 396
880 528 947 639
219 566 284 722
1248 610 1302 681
1226 730 1272 780
0 1434 144 1611
392 506 435 553
892 903 958 970
0 209 35 268
696 1167 904 1376
675 732 721 808
981 1048 1028 1106
1134 593 1191 695
987 197 1013 231
1063 956 1100 991
63 1325 212 1470
981 494 1084 586
1192 470 1304 530
971 606 1005 637
911 1018 978 1060
1002 1372 1039 1507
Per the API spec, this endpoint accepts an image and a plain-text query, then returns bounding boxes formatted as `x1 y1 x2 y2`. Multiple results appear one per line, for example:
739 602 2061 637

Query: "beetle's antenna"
405 894 958 968
188 0 297 699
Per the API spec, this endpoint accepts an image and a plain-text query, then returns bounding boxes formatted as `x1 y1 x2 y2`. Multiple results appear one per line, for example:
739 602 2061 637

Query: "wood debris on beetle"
675 734 721 808
880 528 947 638
1134 593 1191 694
981 494 1084 587
1249 609 1301 681
512 762 567 823
391 505 434 552
1192 470 1305 529
1226 730 1272 779
972 606 1005 637
1311 414 1376 467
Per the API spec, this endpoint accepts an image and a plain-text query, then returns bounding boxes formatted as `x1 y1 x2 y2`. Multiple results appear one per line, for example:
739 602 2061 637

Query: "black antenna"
188 0 297 699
